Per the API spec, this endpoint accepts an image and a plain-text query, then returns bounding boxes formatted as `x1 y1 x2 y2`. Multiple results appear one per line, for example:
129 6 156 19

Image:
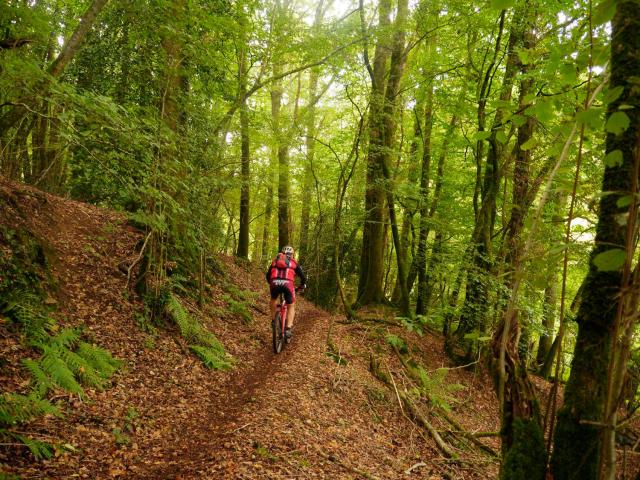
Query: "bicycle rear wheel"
272 311 284 354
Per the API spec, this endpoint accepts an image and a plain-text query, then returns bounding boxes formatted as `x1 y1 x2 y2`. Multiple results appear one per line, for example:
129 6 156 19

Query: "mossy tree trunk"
551 2 640 478
356 0 391 306
490 4 546 476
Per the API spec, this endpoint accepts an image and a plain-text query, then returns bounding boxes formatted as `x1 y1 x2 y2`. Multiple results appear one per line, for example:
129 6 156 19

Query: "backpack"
270 253 297 282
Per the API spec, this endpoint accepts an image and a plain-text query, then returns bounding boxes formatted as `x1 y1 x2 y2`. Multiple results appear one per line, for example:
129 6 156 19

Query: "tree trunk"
551 2 640 478
260 184 274 264
453 6 524 362
490 5 546 476
356 0 391 306
236 4 251 259
535 191 564 370
298 1 324 263
415 80 435 316
377 0 410 316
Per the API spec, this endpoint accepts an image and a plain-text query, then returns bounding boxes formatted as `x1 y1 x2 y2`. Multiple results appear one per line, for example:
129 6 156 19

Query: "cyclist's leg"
269 285 279 319
284 284 295 329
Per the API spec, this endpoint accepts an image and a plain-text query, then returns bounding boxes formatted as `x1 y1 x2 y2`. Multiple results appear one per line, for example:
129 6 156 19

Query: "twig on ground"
404 461 427 474
314 446 382 480
387 365 404 417
225 422 253 434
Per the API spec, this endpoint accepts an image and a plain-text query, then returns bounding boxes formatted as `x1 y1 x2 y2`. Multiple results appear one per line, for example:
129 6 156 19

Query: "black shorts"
270 280 295 304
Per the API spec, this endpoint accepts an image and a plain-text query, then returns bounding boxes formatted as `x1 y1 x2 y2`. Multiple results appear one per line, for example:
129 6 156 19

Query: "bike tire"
272 311 284 354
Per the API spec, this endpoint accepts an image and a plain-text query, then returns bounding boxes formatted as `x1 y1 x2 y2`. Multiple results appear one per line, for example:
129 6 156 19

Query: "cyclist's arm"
295 264 306 287
265 265 273 283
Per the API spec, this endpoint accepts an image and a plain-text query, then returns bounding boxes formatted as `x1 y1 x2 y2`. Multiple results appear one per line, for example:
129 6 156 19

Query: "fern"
47 328 81 349
414 364 465 412
76 342 121 378
11 432 54 460
165 295 233 369
0 393 60 426
190 345 232 370
385 334 409 354
38 349 84 396
1 292 53 342
21 359 54 397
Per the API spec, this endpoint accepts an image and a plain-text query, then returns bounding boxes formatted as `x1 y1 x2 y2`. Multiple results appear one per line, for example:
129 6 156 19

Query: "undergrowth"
165 294 233 370
1 291 120 459
222 283 257 324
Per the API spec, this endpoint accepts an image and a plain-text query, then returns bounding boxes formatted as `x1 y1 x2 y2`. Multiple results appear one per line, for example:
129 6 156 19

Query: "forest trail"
2 178 500 479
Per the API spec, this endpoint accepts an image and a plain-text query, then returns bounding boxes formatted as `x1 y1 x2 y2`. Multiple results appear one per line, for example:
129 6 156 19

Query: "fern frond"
39 349 84 396
57 347 104 389
166 295 232 369
76 342 121 378
48 328 81 349
0 393 60 426
189 345 233 370
22 358 53 397
1 294 53 342
11 432 54 459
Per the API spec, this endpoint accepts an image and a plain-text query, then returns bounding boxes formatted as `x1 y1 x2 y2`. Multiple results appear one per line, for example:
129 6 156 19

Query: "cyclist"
266 245 306 340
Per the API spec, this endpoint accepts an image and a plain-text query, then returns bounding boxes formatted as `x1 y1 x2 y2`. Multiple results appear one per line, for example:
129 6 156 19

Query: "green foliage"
111 427 131 446
411 364 465 413
165 295 232 370
1 291 119 459
0 393 60 426
222 294 252 324
397 315 430 336
25 329 121 397
592 248 626 271
385 334 408 354
0 227 47 299
1 293 54 343
10 433 54 460
0 394 60 460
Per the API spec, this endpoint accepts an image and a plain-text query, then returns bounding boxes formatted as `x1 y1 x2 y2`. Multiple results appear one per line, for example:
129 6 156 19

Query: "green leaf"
474 131 491 141
606 111 630 135
603 86 624 104
518 48 531 65
511 115 527 127
520 138 537 151
617 195 632 208
592 248 626 271
490 0 516 9
576 107 604 129
603 150 624 167
593 0 617 25
496 130 508 144
532 101 554 123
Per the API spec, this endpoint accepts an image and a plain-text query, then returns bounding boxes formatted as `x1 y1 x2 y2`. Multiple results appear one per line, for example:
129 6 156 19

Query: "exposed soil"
1 177 636 479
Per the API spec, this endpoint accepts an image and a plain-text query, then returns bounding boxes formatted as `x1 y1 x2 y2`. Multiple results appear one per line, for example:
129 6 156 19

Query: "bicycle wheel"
272 311 284 354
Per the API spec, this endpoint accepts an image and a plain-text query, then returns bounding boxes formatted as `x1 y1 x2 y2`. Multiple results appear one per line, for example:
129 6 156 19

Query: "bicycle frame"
272 286 302 353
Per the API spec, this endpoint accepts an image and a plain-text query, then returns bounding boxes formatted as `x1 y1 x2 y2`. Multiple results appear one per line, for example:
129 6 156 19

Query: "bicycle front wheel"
272 312 284 354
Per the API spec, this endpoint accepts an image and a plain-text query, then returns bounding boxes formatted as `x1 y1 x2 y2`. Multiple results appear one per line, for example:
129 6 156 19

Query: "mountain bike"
272 287 303 354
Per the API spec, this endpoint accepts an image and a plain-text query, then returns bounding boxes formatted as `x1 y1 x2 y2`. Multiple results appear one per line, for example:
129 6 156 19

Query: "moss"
551 409 599 480
0 225 48 300
501 418 546 480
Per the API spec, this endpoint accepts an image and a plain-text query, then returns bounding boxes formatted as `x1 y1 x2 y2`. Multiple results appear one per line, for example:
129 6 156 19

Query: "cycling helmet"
282 245 295 258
